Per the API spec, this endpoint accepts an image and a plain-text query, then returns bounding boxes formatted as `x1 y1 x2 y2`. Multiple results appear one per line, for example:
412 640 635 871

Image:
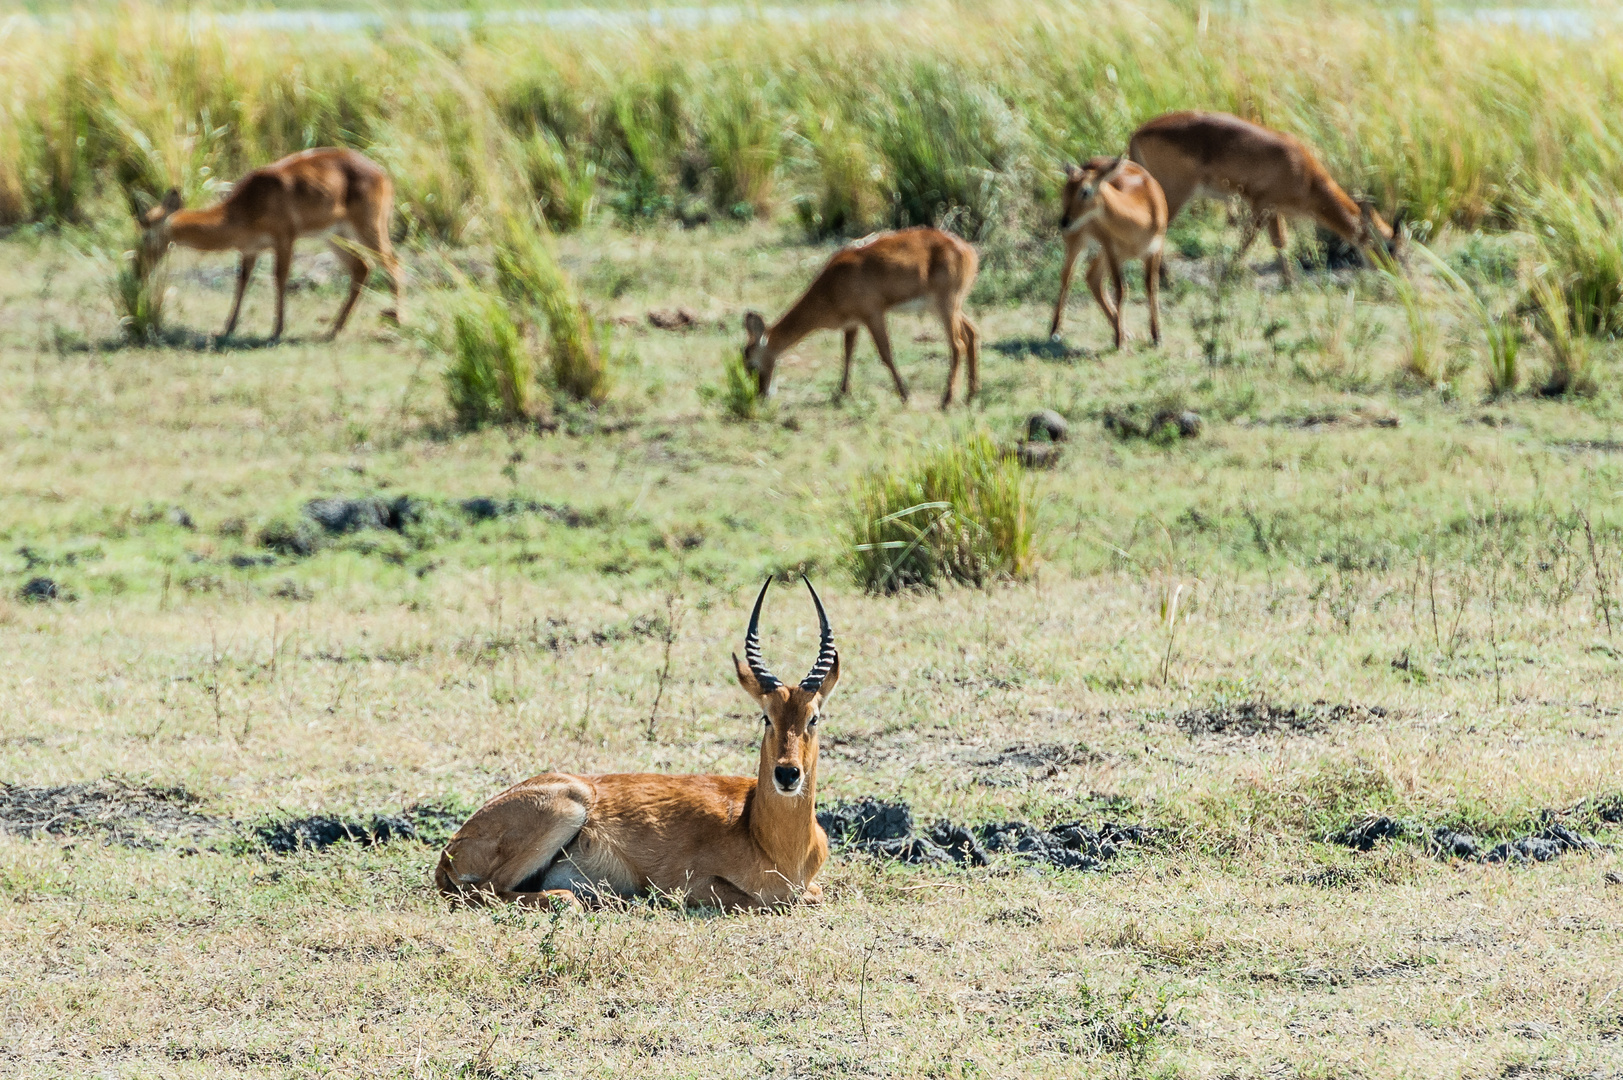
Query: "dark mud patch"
974 742 1101 788
1332 810 1610 865
817 797 1149 872
252 802 463 853
1172 700 1388 737
0 779 221 848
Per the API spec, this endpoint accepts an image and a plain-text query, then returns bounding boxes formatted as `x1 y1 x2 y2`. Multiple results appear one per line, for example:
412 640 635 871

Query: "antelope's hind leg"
436 776 592 908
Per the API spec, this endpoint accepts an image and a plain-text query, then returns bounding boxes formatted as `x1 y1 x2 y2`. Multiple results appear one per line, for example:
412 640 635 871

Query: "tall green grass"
848 431 1034 593
494 212 611 404
6 2 1623 239
441 290 532 427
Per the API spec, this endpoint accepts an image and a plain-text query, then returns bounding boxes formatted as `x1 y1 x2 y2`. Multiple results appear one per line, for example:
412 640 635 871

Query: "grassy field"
3 2 1623 1078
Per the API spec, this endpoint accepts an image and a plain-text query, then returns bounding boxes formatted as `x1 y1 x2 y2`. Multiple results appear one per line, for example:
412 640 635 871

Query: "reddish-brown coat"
743 226 981 408
137 147 403 340
1051 157 1169 348
1129 111 1399 281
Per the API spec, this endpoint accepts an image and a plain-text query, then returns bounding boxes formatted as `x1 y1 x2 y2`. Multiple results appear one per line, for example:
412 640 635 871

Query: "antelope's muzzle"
773 765 802 793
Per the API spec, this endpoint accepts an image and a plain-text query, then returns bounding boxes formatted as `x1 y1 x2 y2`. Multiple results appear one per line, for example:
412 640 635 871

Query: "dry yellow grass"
1 212 1621 1077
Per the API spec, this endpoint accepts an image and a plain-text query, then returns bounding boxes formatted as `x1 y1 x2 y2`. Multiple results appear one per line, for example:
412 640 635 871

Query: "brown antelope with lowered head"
743 226 981 409
1128 110 1402 285
435 577 839 911
1051 156 1168 348
135 147 404 341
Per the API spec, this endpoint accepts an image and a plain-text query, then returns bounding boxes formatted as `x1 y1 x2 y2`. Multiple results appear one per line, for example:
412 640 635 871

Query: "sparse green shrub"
112 246 167 345
848 431 1033 593
1528 265 1597 397
871 63 1023 239
703 82 779 219
698 350 763 421
1521 178 1623 337
519 129 596 230
1412 240 1521 396
794 118 886 239
494 212 611 404
441 289 533 427
1371 245 1440 387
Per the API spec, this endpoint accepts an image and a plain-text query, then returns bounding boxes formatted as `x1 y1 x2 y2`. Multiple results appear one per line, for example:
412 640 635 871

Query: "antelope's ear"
1063 163 1083 183
160 187 183 215
743 311 766 345
1099 156 1128 186
811 653 840 703
734 651 767 702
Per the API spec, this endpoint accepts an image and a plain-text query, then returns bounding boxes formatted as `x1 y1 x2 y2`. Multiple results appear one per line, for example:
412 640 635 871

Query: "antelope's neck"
764 294 828 360
167 205 243 252
749 766 819 876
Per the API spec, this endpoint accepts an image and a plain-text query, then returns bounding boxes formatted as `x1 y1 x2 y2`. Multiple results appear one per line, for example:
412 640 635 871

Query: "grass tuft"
495 211 611 404
112 247 167 345
441 289 532 428
699 350 764 421
848 430 1034 593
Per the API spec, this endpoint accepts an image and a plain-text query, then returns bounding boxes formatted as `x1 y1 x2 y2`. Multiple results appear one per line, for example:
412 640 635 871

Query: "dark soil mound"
304 496 419 535
818 797 1148 871
1334 810 1606 865
254 802 464 853
1174 700 1387 736
0 778 220 848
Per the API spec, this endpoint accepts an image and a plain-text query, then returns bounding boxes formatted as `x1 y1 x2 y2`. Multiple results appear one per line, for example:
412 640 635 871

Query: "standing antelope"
1050 156 1168 348
135 147 404 341
436 577 839 911
1128 111 1402 285
743 226 981 409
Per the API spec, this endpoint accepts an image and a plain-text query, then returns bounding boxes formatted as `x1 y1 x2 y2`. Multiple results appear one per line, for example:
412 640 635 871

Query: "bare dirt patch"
0 778 221 848
1171 700 1388 737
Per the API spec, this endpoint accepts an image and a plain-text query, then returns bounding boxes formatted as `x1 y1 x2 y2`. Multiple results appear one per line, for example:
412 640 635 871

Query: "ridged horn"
744 578 781 691
799 575 837 693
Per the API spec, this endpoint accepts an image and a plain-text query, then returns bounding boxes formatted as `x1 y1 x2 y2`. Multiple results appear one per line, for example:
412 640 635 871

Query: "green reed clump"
1412 241 1521 396
441 289 532 427
112 246 168 345
7 0 1623 239
494 212 611 404
699 350 764 421
1521 179 1623 338
848 431 1034 593
1528 267 1597 397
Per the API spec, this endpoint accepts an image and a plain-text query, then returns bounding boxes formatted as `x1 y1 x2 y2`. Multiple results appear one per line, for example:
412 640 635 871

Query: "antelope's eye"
808 715 819 730
762 715 771 728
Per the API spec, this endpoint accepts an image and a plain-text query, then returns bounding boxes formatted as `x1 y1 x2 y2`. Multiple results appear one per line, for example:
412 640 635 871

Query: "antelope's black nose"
774 766 802 790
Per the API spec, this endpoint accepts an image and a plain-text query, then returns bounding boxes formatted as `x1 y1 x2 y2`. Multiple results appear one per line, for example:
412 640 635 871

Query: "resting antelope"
1128 110 1402 285
1050 156 1168 348
743 226 981 409
135 147 404 341
435 577 838 911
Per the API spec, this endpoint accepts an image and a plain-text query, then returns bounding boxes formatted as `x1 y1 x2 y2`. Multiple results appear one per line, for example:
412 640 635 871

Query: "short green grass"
2 208 1621 1077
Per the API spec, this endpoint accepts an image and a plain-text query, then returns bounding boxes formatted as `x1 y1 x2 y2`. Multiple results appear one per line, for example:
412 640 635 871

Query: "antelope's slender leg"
959 314 980 400
1108 254 1128 349
1267 211 1294 286
326 238 369 340
223 253 257 338
839 326 858 398
1050 234 1085 338
864 314 908 403
1084 254 1114 345
270 237 293 341
937 297 963 409
1145 250 1163 346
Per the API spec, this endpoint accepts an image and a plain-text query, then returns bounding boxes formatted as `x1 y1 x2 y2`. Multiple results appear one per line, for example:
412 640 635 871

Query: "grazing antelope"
435 577 839 911
135 147 404 341
1050 156 1168 348
743 226 981 409
1127 110 1402 285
